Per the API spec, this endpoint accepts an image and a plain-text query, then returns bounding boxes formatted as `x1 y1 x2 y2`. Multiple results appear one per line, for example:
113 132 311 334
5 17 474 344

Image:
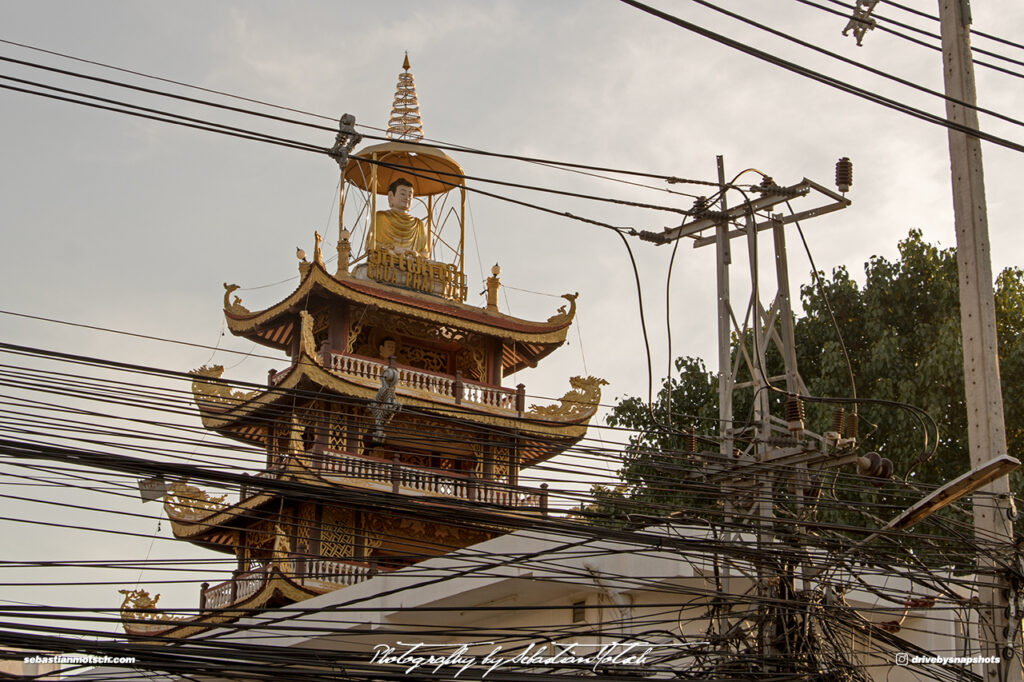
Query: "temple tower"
119 56 605 640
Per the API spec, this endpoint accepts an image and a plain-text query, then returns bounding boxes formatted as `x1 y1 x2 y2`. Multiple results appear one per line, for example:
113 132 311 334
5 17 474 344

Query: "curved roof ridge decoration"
222 262 577 342
120 567 320 640
190 353 602 434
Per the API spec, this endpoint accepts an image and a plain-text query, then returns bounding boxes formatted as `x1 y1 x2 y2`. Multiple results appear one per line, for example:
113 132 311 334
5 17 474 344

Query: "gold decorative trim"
366 247 468 302
166 491 274 541
191 365 258 409
337 230 352 277
372 513 493 549
223 283 251 315
528 375 607 419
546 292 578 325
272 523 294 573
346 314 367 354
298 310 321 364
164 480 227 520
227 362 585 429
456 343 487 381
195 361 597 447
118 589 188 624
313 231 325 268
121 569 317 640
225 263 574 344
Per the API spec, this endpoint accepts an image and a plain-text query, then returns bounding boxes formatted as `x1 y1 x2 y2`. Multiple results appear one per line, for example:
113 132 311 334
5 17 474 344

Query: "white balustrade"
463 382 515 409
320 450 542 510
201 566 268 610
322 450 392 483
203 582 233 610
326 353 515 410
307 559 375 586
332 354 383 381
236 575 262 601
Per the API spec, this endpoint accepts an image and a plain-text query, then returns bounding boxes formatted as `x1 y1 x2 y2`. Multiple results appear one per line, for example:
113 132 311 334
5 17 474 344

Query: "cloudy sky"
1 0 1023 636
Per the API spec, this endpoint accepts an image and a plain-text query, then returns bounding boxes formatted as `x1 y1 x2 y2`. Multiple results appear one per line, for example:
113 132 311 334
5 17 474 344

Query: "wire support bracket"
637 178 849 247
842 0 882 46
327 113 363 169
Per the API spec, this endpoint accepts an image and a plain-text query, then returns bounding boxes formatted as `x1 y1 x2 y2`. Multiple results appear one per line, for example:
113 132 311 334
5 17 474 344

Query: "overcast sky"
1 0 1023 638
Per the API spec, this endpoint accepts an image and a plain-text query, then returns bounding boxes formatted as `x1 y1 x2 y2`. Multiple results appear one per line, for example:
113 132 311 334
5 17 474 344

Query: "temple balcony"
316 449 548 510
162 455 549 531
268 351 524 413
199 558 382 611
121 557 388 636
241 449 549 513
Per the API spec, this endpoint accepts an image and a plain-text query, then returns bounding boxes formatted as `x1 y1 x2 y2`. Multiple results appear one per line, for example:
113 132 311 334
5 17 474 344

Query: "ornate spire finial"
386 52 424 142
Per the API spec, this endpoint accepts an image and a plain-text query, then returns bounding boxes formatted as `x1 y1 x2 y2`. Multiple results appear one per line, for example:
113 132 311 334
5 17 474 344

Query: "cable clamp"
328 113 363 169
841 0 880 46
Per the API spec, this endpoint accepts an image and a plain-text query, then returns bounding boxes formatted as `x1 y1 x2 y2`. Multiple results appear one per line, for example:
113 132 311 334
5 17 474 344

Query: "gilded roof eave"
223 261 576 347
166 491 277 544
121 567 316 640
193 352 598 441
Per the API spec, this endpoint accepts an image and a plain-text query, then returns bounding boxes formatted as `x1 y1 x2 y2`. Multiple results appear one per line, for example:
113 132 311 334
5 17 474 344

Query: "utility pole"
642 164 855 674
937 1 1022 678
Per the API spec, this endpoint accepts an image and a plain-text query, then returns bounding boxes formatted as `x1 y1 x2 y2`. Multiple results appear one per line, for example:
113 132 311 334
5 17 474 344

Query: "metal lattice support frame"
648 157 855 665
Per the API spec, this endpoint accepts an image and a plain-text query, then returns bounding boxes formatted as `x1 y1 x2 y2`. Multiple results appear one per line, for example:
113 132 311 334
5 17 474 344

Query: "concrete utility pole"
937 0 1022 678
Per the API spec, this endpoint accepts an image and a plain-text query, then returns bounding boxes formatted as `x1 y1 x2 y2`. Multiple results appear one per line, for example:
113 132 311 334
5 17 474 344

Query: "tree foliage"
597 230 1024 527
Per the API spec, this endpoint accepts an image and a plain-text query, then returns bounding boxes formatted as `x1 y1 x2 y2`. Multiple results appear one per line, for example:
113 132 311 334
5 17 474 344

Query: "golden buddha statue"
368 178 430 258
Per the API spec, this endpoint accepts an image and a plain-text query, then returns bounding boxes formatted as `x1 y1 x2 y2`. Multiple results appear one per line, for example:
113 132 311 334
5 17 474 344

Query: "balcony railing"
317 449 547 511
201 564 269 611
267 365 292 387
199 559 380 612
305 559 377 587
238 450 549 515
325 352 523 411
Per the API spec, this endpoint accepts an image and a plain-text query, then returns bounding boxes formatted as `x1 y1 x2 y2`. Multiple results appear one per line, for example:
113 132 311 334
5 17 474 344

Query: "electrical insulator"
845 412 858 439
691 196 709 217
683 428 698 454
836 157 853 193
872 457 894 487
858 451 881 476
831 407 846 435
857 451 893 485
785 394 805 433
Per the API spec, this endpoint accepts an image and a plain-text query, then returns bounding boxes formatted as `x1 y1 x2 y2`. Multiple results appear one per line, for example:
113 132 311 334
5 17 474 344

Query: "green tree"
598 230 1024 527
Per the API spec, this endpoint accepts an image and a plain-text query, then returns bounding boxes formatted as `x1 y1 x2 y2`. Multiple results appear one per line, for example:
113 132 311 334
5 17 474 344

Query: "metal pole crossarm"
693 179 851 248
638 178 848 246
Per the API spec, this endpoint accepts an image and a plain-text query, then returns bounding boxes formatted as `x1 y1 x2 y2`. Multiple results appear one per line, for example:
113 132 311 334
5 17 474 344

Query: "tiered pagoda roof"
120 55 606 641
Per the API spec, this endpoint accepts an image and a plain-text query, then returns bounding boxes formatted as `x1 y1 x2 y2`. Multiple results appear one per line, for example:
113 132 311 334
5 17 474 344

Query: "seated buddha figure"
368 178 430 258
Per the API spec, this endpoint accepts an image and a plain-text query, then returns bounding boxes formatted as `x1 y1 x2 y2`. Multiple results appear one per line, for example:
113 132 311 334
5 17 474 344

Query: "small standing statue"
313 230 325 267
370 358 401 444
